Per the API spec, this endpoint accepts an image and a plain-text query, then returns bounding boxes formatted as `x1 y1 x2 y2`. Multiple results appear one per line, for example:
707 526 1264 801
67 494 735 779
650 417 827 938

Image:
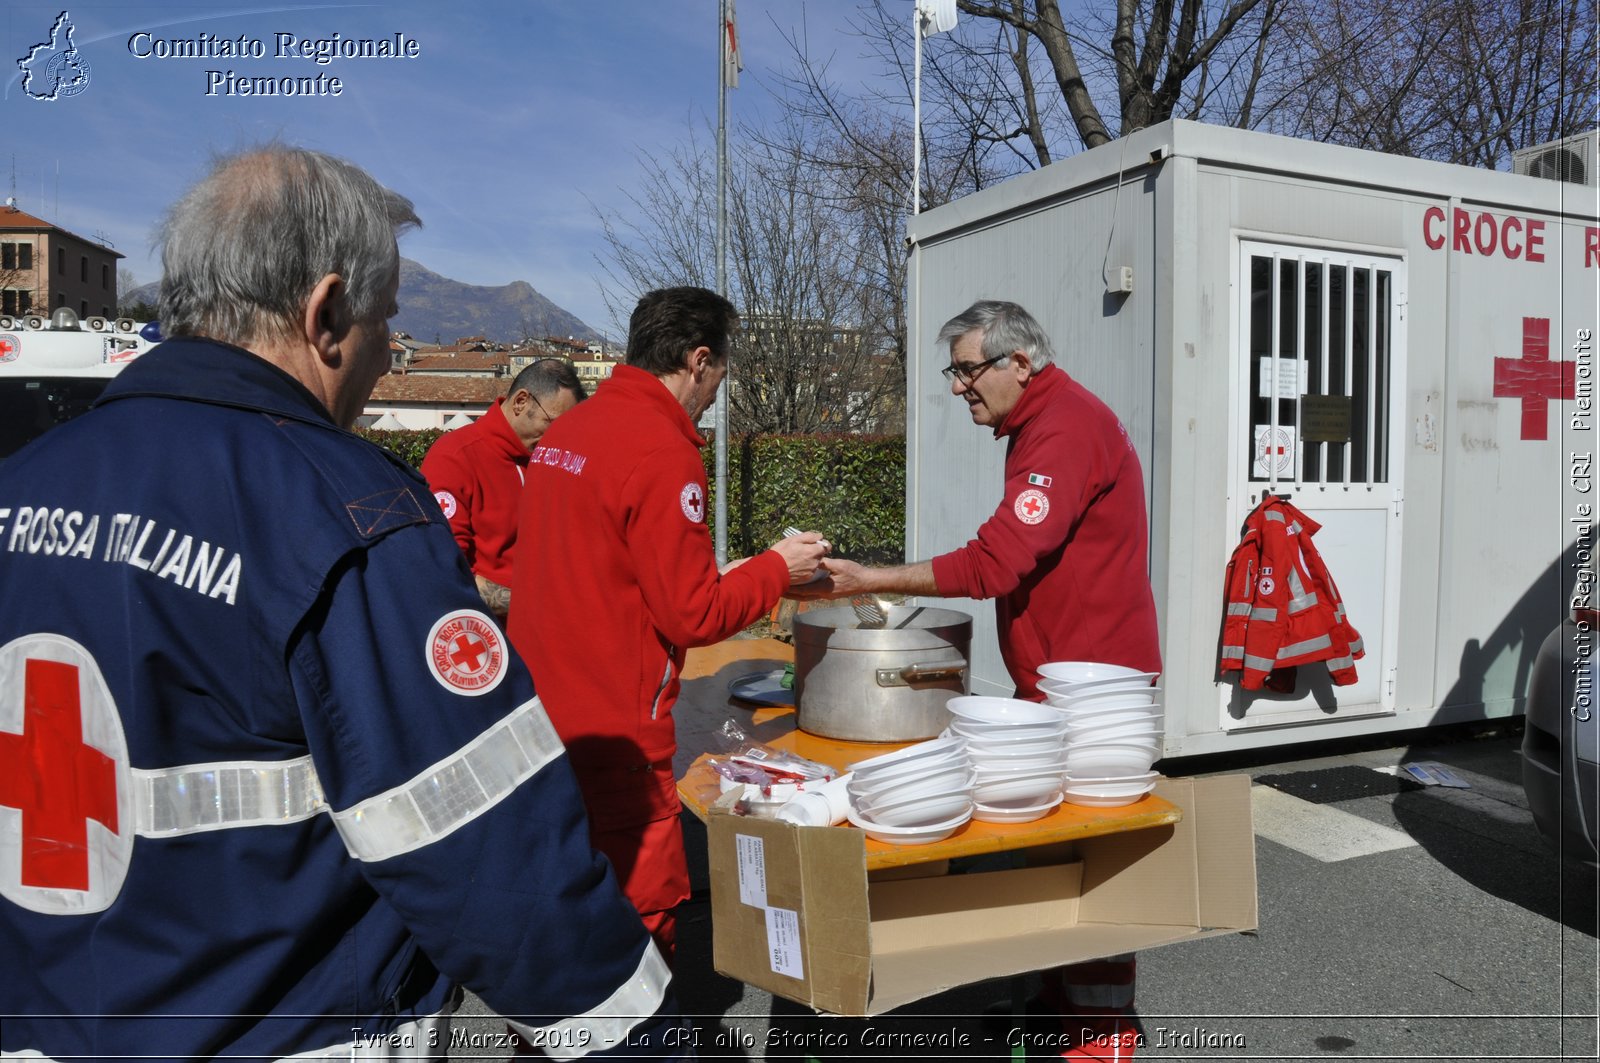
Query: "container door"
1223 241 1407 729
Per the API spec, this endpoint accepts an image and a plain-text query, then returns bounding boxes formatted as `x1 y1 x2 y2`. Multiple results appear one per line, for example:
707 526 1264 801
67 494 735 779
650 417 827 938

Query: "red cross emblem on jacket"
0 659 118 890
0 635 133 913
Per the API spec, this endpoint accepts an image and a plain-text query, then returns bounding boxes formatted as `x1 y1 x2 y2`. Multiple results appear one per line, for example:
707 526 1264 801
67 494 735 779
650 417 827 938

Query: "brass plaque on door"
1300 395 1353 443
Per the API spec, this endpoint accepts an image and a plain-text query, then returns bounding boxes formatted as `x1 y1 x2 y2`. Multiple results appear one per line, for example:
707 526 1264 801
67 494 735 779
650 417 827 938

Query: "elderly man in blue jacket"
0 145 690 1060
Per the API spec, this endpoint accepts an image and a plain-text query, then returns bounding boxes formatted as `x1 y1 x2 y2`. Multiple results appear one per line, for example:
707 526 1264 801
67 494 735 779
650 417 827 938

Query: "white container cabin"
905 120 1600 756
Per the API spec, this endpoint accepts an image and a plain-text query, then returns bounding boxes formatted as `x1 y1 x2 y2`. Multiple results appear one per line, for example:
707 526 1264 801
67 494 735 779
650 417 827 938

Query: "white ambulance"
0 308 158 460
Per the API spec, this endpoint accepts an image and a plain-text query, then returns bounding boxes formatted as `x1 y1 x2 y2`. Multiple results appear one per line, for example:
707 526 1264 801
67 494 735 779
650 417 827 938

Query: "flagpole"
714 0 730 565
911 2 957 218
913 3 923 216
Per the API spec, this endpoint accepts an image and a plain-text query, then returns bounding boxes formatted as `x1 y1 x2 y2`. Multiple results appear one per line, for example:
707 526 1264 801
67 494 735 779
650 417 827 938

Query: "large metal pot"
793 605 972 742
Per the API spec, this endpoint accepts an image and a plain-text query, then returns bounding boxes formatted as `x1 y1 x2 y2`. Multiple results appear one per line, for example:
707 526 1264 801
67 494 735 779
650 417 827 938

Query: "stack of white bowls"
844 736 974 844
944 696 1070 823
1037 661 1163 807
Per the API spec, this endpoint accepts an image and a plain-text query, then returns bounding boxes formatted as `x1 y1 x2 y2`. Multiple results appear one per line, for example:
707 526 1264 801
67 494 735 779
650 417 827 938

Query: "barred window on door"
1247 252 1395 486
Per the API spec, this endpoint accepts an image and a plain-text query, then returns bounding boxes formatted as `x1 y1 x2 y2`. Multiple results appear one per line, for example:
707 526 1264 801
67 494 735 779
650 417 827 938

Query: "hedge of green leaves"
359 428 908 564
358 428 444 470
705 434 906 565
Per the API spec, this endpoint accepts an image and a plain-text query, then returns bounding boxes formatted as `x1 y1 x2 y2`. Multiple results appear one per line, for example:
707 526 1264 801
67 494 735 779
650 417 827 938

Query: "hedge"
359 428 444 469
704 434 906 566
358 428 906 565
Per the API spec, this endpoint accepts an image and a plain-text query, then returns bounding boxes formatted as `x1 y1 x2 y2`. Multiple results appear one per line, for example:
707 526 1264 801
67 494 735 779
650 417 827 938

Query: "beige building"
0 204 122 320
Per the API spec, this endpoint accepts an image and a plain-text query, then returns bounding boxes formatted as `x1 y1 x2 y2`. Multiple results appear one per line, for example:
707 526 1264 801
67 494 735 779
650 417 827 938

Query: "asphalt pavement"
446 652 1598 1062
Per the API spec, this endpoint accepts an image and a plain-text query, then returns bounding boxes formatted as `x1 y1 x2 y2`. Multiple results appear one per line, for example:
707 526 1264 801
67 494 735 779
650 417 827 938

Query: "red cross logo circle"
680 481 706 524
0 334 19 363
1014 488 1050 525
433 490 458 520
427 610 507 695
0 633 132 914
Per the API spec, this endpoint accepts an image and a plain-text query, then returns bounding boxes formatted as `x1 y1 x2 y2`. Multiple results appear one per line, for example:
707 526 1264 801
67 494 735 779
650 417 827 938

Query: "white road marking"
1250 783 1419 862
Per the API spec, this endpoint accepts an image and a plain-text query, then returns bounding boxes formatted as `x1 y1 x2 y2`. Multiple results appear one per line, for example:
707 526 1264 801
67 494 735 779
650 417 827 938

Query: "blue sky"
0 0 885 336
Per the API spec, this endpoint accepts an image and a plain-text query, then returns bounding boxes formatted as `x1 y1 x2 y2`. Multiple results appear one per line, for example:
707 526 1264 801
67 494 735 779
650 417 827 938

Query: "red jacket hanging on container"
1220 497 1363 690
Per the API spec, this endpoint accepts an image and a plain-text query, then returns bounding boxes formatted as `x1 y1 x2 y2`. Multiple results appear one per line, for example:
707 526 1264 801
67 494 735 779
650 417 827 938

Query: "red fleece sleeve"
930 423 1105 601
624 445 788 648
420 443 477 567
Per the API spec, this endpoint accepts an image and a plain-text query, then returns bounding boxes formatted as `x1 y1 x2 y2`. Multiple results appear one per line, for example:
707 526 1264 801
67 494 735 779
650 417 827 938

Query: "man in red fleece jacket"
819 299 1159 1060
422 358 584 619
509 286 828 963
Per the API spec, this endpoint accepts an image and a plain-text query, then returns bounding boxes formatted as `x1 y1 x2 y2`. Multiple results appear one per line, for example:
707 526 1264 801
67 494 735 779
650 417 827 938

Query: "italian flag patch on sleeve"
1028 473 1052 487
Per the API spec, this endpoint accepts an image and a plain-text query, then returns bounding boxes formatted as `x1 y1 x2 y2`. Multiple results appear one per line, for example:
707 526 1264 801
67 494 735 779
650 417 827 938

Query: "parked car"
1522 539 1600 867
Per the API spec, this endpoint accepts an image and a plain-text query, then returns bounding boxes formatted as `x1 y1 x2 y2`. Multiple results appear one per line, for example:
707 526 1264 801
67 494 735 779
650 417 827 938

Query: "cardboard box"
708 775 1257 1016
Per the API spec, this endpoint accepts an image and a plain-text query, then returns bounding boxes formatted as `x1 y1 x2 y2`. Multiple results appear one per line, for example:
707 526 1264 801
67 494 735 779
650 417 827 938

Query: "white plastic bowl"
969 750 1066 774
1063 782 1157 801
951 718 1069 742
853 789 974 827
849 747 967 787
1062 789 1152 808
1064 724 1165 745
848 765 973 806
1064 710 1164 734
1065 770 1159 784
974 758 1071 779
1064 735 1161 755
849 735 964 774
1065 722 1161 745
1041 680 1158 706
1043 670 1158 694
945 696 1062 727
962 733 1067 757
973 793 1063 823
1063 773 1160 800
1037 661 1150 685
1065 746 1158 778
967 739 1066 759
847 805 972 845
973 772 1065 806
1056 690 1159 713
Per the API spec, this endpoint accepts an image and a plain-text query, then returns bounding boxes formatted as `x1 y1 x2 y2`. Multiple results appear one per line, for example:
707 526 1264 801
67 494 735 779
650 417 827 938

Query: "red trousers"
591 812 690 966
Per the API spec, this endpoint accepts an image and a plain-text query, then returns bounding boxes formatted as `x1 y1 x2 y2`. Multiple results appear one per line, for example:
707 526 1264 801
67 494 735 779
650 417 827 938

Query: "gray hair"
509 357 585 402
936 300 1056 371
157 145 420 345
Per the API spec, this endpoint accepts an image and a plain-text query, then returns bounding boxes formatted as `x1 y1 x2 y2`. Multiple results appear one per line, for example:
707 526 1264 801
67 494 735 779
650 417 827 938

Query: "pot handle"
875 658 969 687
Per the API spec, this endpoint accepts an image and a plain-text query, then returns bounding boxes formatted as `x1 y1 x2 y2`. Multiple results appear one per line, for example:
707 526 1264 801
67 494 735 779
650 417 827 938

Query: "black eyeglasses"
940 353 1010 385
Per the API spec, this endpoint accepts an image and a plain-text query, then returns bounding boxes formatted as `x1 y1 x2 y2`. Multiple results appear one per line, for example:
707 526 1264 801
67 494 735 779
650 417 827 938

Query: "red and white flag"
722 0 742 89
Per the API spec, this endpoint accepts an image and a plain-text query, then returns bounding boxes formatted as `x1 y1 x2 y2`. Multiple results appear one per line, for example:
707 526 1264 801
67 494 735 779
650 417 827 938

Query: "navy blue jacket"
0 338 684 1059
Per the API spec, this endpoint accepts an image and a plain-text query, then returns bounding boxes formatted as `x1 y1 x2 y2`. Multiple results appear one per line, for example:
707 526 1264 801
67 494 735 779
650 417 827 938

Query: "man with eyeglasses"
423 358 585 619
818 299 1159 1059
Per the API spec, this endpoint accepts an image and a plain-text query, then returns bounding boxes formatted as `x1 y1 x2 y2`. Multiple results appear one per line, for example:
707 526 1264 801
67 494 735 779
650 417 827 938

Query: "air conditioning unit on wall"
1512 129 1599 188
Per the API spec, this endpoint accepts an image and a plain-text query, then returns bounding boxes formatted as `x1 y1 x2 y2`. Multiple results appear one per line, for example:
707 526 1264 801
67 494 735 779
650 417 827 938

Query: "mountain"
121 257 600 345
392 258 599 344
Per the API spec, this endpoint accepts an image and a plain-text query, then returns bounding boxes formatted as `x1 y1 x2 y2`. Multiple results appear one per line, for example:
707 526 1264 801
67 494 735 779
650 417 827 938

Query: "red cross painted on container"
1493 317 1572 441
